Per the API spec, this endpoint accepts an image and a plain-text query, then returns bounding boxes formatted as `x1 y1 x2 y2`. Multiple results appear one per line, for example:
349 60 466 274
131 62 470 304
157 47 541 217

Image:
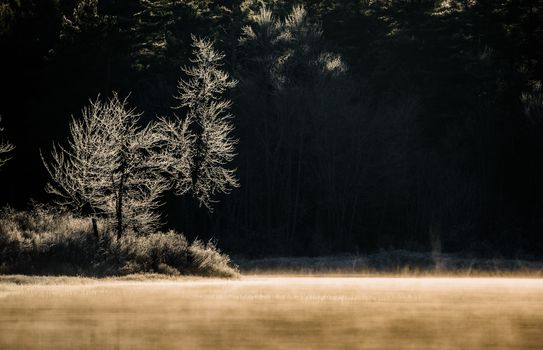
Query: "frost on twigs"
0 116 14 169
42 93 170 238
169 35 239 210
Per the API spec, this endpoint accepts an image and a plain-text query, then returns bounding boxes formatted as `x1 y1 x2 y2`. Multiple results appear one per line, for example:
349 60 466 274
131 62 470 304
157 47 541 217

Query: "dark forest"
1 0 543 259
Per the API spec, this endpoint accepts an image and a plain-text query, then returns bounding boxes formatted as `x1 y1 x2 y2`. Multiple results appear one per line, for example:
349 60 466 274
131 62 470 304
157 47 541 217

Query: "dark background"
1 0 542 258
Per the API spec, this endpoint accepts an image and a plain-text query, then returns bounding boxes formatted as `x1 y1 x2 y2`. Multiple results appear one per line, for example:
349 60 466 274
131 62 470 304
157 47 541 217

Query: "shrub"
0 205 96 274
189 240 239 278
0 205 238 277
110 231 189 274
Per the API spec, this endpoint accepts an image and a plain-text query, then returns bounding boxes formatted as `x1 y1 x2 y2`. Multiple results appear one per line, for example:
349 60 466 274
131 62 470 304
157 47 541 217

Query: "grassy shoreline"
0 273 215 285
236 251 543 277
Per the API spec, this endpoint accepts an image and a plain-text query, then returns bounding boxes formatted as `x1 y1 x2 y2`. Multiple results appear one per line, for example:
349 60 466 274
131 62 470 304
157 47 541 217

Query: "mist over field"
1 276 543 350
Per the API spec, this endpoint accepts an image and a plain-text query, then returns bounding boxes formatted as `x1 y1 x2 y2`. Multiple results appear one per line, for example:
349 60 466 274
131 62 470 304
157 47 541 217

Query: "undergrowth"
0 205 238 278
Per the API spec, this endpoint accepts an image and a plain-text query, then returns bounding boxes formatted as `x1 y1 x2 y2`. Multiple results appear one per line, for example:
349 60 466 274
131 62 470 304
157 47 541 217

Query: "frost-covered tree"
43 94 170 239
0 116 14 169
170 36 239 209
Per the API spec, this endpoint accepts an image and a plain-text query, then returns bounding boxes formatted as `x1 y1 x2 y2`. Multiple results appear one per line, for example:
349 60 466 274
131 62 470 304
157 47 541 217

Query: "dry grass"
0 206 239 278
0 274 206 285
242 267 543 278
237 253 543 278
0 275 542 349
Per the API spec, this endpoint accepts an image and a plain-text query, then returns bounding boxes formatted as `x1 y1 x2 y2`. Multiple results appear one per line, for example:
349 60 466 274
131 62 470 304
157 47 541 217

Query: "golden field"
0 275 542 349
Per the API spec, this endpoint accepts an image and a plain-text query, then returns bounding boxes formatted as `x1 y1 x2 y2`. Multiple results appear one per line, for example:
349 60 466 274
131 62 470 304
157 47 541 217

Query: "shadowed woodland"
1 0 543 261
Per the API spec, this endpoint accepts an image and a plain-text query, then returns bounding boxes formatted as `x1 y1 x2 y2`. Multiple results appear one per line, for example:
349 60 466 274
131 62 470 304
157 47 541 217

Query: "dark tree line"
1 0 543 258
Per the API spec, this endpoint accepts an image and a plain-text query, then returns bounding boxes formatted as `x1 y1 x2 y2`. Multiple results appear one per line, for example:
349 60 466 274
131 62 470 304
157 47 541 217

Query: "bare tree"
0 116 15 169
170 36 239 209
43 93 170 239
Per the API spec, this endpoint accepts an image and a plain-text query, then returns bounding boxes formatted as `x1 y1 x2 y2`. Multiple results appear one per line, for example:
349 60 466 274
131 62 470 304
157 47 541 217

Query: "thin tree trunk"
91 217 99 239
116 174 125 240
290 115 306 248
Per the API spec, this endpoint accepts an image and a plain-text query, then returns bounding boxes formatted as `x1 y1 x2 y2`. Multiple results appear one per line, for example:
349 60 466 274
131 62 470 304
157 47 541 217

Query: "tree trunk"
116 174 125 240
91 217 99 239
